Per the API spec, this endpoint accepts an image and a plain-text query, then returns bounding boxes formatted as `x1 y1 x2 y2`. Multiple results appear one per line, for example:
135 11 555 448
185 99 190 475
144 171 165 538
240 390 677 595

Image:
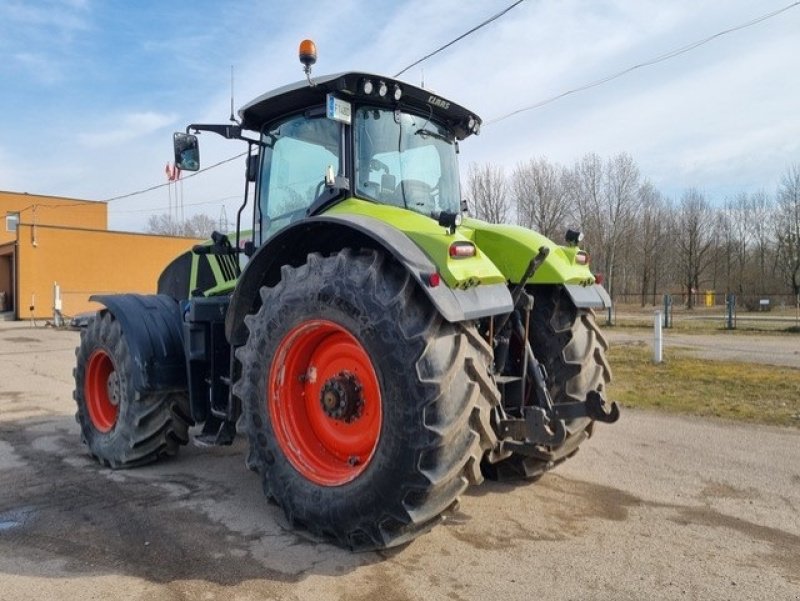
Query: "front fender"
90 294 187 393
224 215 513 346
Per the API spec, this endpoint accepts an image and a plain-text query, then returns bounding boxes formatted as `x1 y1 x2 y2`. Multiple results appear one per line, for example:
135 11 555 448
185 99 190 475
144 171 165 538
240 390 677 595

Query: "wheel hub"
106 372 120 407
269 320 382 486
84 349 119 432
320 371 363 422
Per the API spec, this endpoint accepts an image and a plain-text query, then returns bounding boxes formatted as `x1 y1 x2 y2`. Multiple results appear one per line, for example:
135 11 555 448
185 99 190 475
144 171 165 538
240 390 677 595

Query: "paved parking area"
1 322 798 601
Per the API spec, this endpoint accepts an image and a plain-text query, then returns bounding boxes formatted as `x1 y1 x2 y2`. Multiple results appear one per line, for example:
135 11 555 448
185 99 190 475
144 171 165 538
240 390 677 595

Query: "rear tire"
483 285 612 481
73 311 191 468
234 249 501 550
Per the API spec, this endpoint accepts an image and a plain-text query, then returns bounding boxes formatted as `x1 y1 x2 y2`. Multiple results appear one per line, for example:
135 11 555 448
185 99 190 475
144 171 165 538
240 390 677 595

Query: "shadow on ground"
0 415 380 585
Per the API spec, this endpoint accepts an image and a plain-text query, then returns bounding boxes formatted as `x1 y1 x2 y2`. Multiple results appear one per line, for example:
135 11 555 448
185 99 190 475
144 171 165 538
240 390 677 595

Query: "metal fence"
607 292 800 331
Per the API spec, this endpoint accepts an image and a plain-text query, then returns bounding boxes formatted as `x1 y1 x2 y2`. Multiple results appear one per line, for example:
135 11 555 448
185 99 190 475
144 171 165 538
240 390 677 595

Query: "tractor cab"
175 56 481 250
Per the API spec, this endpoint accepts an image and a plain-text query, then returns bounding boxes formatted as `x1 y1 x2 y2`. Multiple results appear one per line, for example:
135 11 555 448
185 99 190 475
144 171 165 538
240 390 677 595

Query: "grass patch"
608 345 800 427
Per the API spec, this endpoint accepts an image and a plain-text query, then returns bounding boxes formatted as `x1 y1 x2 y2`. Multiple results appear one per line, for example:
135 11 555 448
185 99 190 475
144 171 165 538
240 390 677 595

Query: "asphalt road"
1 322 798 601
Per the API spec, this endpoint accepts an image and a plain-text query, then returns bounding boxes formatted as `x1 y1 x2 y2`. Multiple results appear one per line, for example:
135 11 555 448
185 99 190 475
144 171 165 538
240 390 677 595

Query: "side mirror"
173 133 200 171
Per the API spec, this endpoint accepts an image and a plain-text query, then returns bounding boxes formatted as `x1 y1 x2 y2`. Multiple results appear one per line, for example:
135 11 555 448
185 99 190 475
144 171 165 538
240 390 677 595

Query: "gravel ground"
607 328 800 368
0 322 798 601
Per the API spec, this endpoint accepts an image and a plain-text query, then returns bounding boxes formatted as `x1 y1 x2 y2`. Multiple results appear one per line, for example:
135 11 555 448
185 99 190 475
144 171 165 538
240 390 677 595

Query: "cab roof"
238 71 482 140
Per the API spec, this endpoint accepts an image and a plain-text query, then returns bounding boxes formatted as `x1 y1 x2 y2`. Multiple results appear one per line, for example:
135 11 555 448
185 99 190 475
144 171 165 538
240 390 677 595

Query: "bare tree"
564 153 604 235
748 190 773 292
676 188 715 308
511 157 570 239
465 162 509 224
775 164 800 297
458 153 798 303
582 153 641 298
146 213 217 238
146 214 184 236
716 194 750 294
635 181 669 305
183 214 217 238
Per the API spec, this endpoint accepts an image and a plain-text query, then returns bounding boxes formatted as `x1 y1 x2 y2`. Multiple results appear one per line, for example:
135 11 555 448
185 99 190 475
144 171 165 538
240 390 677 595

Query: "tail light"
449 242 476 258
595 273 604 285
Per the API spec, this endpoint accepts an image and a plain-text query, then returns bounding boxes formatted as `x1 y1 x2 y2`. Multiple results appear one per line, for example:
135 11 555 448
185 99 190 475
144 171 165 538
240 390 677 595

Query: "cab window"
259 112 341 240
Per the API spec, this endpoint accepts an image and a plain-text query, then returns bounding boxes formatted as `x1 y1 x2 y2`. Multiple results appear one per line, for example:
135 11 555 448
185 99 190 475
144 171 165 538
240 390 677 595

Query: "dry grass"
608 344 800 427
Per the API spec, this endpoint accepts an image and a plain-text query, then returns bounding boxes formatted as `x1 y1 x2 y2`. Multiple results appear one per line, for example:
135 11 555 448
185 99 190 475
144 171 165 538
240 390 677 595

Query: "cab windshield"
355 107 460 217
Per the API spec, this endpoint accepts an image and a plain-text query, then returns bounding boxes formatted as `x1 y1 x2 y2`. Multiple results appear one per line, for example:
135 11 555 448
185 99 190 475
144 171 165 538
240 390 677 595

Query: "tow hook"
552 391 621 424
586 391 620 423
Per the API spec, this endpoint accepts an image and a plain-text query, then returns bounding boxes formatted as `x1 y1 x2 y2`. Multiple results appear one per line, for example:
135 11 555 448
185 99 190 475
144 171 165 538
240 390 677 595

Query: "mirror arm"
186 123 265 147
186 123 243 139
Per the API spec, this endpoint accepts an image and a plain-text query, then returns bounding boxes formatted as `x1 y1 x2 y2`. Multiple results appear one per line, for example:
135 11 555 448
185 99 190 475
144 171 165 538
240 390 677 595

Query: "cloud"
3 0 799 232
1 0 90 31
78 111 178 148
11 52 65 85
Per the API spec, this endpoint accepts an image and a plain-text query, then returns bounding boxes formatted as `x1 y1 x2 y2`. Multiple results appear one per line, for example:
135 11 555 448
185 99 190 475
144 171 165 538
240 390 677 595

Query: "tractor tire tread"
235 249 500 550
74 311 191 469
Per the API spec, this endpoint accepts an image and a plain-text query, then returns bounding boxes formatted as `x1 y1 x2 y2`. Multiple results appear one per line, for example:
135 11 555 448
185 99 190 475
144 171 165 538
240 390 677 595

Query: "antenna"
229 65 236 123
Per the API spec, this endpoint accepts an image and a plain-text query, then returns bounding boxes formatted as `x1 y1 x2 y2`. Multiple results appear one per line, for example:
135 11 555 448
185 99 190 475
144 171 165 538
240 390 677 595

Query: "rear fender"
465 218 596 285
90 294 187 393
225 215 513 346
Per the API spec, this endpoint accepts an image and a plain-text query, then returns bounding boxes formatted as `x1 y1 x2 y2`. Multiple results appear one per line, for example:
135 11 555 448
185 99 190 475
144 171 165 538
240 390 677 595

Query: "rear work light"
575 251 590 265
448 242 476 258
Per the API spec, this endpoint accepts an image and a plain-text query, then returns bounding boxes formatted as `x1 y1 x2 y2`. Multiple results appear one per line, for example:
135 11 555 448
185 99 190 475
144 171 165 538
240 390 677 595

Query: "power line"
109 195 242 214
393 0 526 78
487 0 800 125
103 151 247 202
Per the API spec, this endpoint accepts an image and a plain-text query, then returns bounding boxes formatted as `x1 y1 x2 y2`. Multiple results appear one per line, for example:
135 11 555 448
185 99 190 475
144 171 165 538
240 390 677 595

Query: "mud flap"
564 283 612 309
89 294 187 394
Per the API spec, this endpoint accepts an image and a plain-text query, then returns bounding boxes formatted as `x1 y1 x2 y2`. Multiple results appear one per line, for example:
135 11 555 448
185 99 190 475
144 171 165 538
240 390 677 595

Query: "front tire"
73 311 191 468
234 249 501 550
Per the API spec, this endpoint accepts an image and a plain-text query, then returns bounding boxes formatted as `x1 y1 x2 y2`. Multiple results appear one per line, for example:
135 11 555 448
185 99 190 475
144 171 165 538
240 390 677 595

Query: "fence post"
53 281 63 328
663 294 673 328
653 310 663 363
726 293 736 330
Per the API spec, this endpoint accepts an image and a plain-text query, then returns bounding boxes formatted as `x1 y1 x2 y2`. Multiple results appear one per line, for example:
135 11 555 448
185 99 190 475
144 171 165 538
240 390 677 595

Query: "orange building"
1 191 203 320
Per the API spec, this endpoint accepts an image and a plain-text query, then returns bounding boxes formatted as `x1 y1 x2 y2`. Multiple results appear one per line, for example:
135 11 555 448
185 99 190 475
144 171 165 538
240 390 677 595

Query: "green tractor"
73 42 618 550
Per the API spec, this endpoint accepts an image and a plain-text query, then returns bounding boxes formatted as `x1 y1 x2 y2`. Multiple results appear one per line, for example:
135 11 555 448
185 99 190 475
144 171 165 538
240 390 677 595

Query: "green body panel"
324 199 594 287
204 279 237 297
179 202 593 297
324 198 507 288
191 240 244 298
463 218 596 285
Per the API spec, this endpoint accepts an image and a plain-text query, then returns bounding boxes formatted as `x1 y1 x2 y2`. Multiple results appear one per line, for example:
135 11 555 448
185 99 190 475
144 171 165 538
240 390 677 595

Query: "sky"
1 0 799 232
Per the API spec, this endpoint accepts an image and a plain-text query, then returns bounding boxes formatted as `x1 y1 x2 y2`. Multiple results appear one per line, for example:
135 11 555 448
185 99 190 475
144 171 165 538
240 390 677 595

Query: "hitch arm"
494 246 550 335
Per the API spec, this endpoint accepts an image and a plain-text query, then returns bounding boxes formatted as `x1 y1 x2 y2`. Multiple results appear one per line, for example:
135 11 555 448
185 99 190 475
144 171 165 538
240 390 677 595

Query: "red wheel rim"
269 320 382 486
84 349 119 432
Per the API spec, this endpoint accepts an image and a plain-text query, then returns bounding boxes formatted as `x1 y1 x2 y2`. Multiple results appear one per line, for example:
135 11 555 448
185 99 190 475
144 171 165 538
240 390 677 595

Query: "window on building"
6 212 19 232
